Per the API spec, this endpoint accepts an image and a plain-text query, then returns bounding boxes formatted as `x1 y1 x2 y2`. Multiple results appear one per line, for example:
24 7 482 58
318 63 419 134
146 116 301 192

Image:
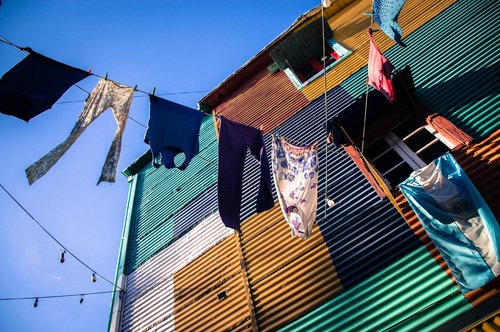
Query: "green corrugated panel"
278 246 471 332
131 146 217 228
341 0 499 140
131 117 215 223
125 116 219 273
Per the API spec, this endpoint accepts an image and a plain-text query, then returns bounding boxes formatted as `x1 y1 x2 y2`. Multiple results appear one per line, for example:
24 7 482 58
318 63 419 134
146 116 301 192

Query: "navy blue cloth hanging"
218 116 274 232
145 95 203 170
0 48 90 122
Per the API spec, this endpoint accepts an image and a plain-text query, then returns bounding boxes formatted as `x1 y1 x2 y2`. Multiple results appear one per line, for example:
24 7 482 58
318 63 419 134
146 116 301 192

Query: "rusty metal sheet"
214 68 310 133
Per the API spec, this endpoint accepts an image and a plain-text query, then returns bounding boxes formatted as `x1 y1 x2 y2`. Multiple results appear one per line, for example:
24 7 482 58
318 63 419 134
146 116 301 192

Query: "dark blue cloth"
218 116 274 232
145 95 203 170
373 0 407 47
0 48 90 122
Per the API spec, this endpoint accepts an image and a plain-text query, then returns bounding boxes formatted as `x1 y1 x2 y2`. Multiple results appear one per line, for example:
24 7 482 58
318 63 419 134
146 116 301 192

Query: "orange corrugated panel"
214 68 310 132
454 131 500 305
173 235 253 332
301 0 458 101
240 204 343 331
466 312 500 332
453 129 500 220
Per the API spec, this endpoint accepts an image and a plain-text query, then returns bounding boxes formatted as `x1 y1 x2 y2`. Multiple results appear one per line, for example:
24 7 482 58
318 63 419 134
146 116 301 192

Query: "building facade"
109 0 499 331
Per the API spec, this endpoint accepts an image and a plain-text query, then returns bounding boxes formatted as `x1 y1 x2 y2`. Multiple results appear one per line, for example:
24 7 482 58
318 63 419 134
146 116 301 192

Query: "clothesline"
0 35 209 103
56 90 210 105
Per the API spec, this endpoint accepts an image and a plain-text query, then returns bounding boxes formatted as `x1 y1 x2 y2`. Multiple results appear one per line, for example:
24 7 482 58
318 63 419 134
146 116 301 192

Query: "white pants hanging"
271 136 319 239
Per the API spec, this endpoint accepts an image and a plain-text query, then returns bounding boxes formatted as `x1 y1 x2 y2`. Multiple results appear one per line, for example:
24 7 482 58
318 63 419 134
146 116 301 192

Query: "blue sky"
0 1 319 331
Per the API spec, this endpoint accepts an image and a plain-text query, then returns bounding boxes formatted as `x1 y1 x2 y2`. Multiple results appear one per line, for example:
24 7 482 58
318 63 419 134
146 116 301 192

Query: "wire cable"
0 290 117 301
128 115 147 128
0 35 209 100
56 90 210 106
0 183 124 292
0 36 28 55
321 3 331 219
361 12 374 154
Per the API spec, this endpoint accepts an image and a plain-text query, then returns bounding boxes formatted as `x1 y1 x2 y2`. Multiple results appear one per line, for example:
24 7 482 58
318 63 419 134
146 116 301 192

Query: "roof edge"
122 151 151 178
197 3 332 113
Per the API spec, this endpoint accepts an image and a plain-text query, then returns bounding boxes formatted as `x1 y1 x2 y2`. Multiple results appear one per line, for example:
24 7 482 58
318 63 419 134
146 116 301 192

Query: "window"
364 117 452 188
328 66 472 195
270 18 351 88
285 40 350 85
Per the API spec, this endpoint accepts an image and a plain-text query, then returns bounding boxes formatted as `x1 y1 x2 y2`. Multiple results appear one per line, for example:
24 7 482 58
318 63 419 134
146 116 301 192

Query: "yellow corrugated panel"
173 235 253 331
241 204 343 331
466 312 500 332
302 0 458 101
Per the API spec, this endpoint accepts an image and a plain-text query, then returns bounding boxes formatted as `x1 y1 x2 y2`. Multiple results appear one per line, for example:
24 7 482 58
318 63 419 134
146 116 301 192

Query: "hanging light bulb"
59 250 66 263
326 198 335 208
33 298 39 308
80 295 84 304
91 273 97 282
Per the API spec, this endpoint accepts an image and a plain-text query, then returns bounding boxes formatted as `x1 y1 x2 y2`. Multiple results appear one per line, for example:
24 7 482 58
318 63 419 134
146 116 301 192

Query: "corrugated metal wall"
173 235 253 331
219 84 463 331
214 67 310 133
120 212 233 331
240 204 342 331
125 115 218 274
300 0 457 101
116 0 498 330
340 0 499 140
278 246 471 332
452 129 500 220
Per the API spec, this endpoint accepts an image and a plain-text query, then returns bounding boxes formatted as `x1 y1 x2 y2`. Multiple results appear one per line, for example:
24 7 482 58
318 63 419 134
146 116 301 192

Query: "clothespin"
259 125 263 132
88 67 93 74
104 72 108 80
326 132 334 144
133 85 138 92
152 87 156 96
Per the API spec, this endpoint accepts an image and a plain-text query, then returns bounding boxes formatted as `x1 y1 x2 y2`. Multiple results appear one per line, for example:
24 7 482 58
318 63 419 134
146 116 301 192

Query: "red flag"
367 29 397 102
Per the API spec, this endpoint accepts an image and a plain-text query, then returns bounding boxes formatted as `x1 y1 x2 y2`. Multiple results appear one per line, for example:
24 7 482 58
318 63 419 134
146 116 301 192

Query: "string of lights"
0 290 116 301
0 183 124 291
0 290 120 307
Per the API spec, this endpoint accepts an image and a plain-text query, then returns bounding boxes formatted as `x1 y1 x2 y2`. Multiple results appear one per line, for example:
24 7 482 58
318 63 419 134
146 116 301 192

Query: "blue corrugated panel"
125 115 219 273
172 184 218 237
236 85 422 287
341 0 499 140
266 86 422 287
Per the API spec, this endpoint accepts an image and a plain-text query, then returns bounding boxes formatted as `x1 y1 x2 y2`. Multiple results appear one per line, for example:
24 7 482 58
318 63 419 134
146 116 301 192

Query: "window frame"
363 116 456 189
282 39 351 89
330 66 473 198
